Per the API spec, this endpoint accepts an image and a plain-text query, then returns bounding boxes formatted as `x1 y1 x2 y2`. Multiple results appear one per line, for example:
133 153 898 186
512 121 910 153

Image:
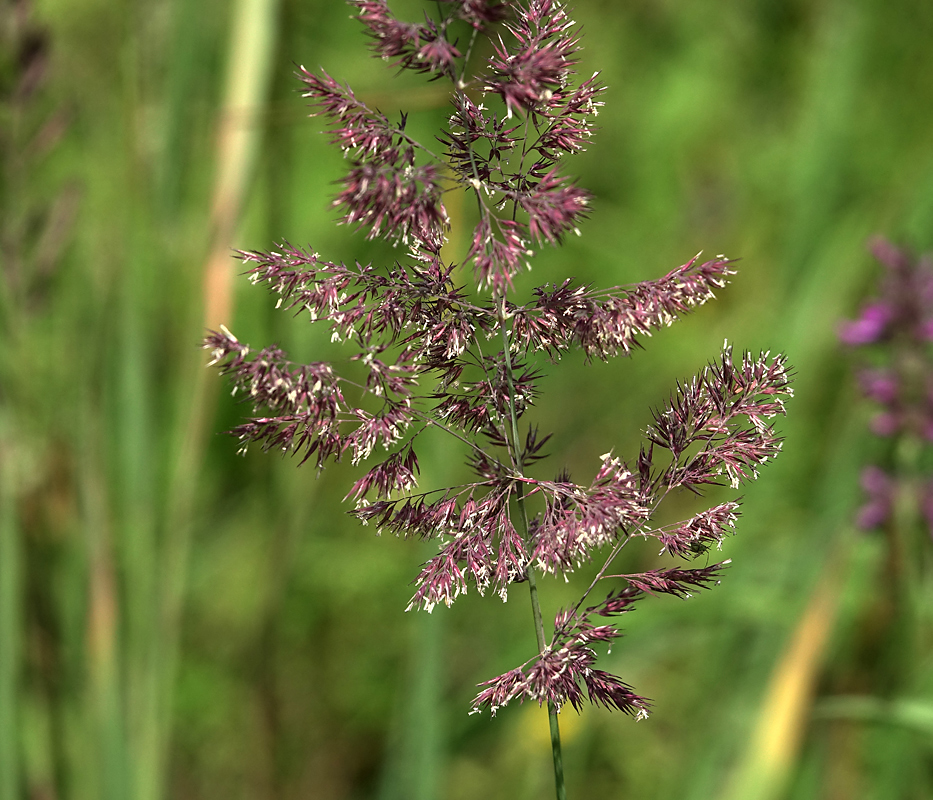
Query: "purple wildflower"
840 238 933 346
843 238 933 536
839 303 892 345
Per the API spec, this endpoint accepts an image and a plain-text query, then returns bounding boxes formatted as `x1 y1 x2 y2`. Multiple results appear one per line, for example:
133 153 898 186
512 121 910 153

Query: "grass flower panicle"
204 2 791 795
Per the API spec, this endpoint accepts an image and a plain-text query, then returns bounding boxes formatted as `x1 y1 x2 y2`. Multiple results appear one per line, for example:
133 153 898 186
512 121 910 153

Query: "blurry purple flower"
845 241 933 442
857 368 899 405
919 319 933 341
452 0 508 29
845 239 933 545
869 410 900 438
871 237 913 272
839 302 892 345
841 239 933 346
856 466 893 530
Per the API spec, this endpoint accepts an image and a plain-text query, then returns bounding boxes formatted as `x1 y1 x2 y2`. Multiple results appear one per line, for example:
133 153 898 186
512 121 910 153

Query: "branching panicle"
642 346 791 492
527 453 653 575
485 0 580 117
510 255 736 360
205 2 790 771
298 67 412 163
350 1 462 78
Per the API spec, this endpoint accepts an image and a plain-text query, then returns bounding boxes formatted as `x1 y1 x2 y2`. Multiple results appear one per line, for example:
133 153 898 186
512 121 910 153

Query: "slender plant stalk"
529 565 567 800
500 317 566 799
0 448 21 800
79 408 127 800
888 417 923 687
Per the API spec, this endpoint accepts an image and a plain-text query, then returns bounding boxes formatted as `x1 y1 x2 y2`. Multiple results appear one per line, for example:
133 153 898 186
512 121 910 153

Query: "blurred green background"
2 0 933 798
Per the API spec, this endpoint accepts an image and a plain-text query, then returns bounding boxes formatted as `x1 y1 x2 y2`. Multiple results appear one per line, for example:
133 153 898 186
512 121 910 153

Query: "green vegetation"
2 0 932 798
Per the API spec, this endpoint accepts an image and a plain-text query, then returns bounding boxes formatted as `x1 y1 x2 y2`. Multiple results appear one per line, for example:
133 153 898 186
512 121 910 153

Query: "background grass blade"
722 543 850 800
157 0 280 798
0 445 22 800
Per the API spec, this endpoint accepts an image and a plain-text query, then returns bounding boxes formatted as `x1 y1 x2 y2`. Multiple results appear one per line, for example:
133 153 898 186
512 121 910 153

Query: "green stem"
889 430 922 688
0 442 22 800
527 561 567 800
886 340 927 690
498 313 567 800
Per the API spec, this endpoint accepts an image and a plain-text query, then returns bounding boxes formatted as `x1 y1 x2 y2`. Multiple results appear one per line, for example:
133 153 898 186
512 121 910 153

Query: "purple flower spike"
846 241 933 439
845 238 933 548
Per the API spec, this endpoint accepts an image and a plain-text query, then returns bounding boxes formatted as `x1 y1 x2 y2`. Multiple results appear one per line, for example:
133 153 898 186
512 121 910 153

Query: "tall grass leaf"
159 0 279 797
0 448 22 800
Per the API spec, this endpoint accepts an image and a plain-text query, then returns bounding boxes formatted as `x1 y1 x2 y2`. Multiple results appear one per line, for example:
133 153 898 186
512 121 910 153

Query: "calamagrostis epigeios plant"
204 2 792 795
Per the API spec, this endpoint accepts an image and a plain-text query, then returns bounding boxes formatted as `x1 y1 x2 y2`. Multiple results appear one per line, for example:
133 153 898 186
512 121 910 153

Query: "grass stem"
499 315 567 800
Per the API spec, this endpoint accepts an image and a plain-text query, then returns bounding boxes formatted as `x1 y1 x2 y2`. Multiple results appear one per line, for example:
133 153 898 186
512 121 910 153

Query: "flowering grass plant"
204 1 792 795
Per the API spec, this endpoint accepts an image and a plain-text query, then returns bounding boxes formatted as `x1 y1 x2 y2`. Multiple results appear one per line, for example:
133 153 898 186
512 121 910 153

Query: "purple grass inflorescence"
204 1 791 791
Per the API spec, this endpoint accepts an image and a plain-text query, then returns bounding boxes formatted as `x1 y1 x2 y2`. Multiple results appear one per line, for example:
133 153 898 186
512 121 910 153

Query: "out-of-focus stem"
885 339 926 689
498 317 567 800
0 444 22 800
158 1 279 798
888 429 922 687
